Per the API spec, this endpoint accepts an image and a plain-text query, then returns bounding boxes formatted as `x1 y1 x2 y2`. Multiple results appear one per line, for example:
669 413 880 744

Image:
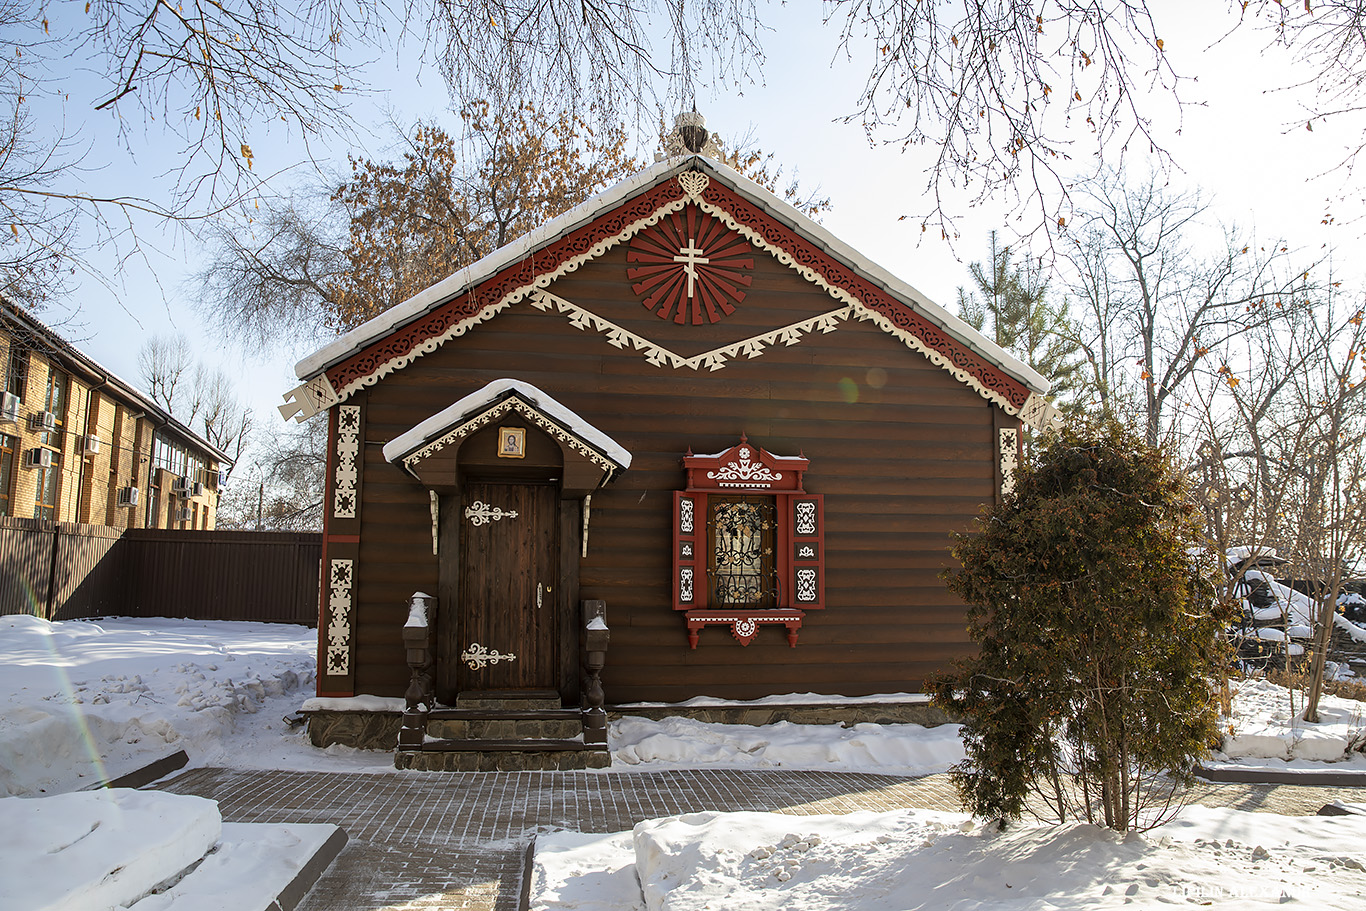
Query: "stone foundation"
306 710 404 750
394 748 612 771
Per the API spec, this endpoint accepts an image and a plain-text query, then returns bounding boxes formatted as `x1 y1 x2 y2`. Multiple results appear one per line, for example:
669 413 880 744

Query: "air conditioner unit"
191 481 206 498
28 411 55 432
81 434 102 455
24 448 52 469
175 507 193 522
0 392 18 423
172 476 192 496
116 486 140 508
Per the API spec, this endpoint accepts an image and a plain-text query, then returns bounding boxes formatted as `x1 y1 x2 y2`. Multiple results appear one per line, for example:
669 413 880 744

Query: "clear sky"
38 3 1364 473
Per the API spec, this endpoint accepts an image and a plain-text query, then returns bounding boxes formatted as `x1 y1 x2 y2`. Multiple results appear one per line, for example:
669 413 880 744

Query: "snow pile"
610 716 964 775
0 788 343 911
615 692 930 708
0 788 220 911
1219 676 1366 764
532 806 1366 911
1233 568 1366 655
0 615 317 796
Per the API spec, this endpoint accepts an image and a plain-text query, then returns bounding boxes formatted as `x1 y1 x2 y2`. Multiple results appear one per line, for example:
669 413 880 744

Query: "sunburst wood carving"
626 205 755 324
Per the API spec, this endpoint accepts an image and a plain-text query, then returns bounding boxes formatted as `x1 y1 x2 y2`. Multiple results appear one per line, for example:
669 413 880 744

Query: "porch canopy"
382 378 632 495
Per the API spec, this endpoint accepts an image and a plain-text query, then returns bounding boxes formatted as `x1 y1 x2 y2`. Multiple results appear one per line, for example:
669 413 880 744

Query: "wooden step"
455 690 561 712
420 738 604 752
427 708 581 721
395 748 611 771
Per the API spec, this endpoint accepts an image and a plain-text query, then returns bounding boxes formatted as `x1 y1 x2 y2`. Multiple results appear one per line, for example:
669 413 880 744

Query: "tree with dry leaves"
199 104 830 344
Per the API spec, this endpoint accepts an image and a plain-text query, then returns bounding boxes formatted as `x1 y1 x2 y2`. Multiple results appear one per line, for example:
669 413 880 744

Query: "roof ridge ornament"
661 109 723 160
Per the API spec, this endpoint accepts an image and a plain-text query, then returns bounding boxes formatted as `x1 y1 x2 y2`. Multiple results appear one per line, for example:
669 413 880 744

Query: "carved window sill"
684 609 804 648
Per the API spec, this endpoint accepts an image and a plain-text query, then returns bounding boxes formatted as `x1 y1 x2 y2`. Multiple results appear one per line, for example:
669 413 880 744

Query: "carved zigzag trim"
331 197 692 402
690 196 1025 418
530 290 853 372
316 172 1048 425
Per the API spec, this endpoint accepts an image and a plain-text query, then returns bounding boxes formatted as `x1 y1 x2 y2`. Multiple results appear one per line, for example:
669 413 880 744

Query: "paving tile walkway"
158 767 1366 911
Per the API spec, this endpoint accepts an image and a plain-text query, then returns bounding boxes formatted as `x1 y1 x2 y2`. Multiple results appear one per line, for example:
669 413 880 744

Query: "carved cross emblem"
627 205 753 325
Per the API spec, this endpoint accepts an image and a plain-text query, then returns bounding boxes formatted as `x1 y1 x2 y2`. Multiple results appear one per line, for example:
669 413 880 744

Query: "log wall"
349 243 1002 702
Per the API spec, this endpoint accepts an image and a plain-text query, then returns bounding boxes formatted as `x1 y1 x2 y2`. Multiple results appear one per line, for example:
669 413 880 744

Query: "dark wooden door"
456 481 559 692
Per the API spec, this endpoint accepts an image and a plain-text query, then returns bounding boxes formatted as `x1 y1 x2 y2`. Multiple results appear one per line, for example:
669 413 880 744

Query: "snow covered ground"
530 806 1366 910
0 614 394 798
6 615 1366 910
610 716 965 775
0 787 341 911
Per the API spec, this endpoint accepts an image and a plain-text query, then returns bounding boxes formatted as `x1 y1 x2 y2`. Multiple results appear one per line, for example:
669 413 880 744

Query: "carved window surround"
672 435 824 648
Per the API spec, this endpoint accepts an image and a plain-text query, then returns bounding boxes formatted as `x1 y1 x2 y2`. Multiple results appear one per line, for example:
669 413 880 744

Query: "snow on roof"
293 156 1049 397
381 378 633 469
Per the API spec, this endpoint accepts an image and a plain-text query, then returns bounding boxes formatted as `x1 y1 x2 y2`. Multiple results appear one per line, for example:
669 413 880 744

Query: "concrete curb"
268 826 349 911
1196 765 1366 788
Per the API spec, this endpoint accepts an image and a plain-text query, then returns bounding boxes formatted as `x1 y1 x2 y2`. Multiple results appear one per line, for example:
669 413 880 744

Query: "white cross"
673 239 710 298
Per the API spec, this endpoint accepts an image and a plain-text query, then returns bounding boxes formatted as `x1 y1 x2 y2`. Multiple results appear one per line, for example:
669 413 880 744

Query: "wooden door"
456 480 559 692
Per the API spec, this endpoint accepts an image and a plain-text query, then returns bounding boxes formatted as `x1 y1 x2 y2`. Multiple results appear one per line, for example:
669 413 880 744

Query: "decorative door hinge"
460 642 517 670
465 501 518 526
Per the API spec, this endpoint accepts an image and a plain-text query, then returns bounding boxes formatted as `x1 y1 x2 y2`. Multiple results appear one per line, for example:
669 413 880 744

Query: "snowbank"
532 806 1366 911
1221 677 1366 762
609 716 964 774
0 616 316 796
0 788 220 911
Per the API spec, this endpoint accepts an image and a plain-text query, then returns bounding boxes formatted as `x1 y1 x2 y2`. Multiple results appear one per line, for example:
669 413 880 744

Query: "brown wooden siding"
349 242 1001 702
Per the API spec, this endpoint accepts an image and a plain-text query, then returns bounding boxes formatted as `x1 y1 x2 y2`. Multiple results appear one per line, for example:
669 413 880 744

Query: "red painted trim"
322 170 1032 410
325 534 361 543
698 182 1031 410
327 180 687 393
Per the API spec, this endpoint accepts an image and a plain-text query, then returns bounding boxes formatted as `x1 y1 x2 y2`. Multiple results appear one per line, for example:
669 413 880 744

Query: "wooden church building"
282 117 1054 765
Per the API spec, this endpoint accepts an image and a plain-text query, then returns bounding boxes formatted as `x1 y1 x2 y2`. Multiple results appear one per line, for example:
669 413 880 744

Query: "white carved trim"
999 427 1020 497
279 374 340 423
315 188 1046 422
461 642 517 670
707 447 783 486
795 567 818 602
333 405 361 519
325 558 354 676
403 396 623 475
331 197 695 402
690 196 1029 419
1019 393 1060 431
680 497 694 533
532 289 852 373
464 500 519 526
795 500 817 536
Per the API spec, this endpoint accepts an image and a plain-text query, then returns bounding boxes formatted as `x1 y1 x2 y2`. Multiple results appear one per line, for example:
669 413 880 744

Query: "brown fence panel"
120 530 321 624
0 517 56 617
51 523 127 620
0 522 320 624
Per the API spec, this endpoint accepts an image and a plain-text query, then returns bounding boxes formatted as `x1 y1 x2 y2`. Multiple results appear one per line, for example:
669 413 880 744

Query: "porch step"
455 689 562 712
395 746 611 772
427 710 582 741
420 738 602 752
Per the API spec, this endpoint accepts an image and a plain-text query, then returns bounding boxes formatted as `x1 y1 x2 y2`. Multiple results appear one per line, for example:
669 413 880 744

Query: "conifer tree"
956 232 1083 407
928 419 1233 832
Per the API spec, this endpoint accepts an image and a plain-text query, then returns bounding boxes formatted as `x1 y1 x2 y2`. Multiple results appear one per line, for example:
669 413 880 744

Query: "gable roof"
280 155 1055 428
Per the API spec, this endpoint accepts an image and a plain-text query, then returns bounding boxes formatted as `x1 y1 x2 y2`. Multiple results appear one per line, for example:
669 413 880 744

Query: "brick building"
0 303 230 529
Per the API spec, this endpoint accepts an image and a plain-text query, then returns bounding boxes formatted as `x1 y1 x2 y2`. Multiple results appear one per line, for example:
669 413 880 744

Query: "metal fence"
0 518 321 624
